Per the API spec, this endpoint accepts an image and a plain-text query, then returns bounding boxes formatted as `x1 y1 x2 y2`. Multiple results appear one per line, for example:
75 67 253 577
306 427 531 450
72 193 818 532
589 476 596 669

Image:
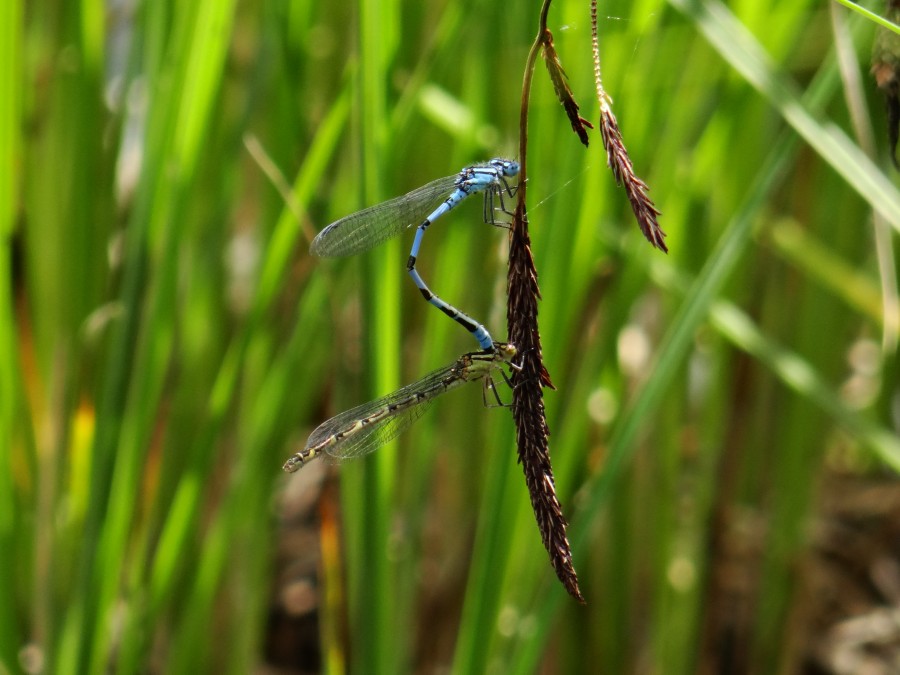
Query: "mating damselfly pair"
284 159 520 471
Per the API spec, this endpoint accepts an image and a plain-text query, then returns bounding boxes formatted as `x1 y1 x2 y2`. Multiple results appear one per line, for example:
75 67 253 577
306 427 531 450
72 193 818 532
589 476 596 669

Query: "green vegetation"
4 0 899 672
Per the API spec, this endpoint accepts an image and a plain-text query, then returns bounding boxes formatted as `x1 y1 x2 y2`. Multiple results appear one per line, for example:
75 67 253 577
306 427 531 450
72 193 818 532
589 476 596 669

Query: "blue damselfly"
311 159 520 350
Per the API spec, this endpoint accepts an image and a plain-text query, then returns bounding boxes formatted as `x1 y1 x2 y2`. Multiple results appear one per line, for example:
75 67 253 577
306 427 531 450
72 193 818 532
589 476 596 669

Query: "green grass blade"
671 0 900 232
0 0 24 670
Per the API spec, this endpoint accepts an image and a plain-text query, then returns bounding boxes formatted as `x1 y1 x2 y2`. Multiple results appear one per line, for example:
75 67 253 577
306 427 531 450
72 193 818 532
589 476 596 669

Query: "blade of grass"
671 0 900 234
337 0 403 672
768 219 895 328
833 0 900 34
0 0 24 669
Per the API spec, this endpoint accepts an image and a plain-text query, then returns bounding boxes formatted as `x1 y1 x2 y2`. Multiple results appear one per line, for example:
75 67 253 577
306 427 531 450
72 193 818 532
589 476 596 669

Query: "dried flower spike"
542 29 594 147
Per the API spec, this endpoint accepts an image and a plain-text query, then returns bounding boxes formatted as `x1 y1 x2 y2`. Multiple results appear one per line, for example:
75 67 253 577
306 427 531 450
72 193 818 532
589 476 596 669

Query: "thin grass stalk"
24 8 114 670
591 0 665 252
0 0 23 669
831 2 900 353
450 424 519 673
834 0 900 32
336 0 403 672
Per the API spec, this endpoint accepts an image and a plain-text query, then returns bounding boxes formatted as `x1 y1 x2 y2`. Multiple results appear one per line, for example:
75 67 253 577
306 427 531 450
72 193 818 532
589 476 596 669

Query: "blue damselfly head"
489 158 520 178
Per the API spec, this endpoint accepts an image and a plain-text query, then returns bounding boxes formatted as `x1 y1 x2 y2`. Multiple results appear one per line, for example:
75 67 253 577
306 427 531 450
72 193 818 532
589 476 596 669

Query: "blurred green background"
4 0 900 673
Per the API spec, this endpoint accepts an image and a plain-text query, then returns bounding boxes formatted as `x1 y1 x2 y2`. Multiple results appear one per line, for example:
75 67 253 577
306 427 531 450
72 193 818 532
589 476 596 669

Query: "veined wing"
310 175 460 258
306 359 466 462
283 345 517 472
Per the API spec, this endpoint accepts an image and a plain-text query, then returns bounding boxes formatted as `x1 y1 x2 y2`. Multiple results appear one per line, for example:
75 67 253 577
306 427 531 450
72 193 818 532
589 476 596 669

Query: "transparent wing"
319 400 436 463
305 360 465 462
310 175 460 258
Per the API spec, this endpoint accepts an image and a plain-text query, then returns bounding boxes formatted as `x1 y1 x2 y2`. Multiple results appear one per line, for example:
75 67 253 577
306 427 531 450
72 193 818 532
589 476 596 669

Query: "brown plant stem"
507 0 584 603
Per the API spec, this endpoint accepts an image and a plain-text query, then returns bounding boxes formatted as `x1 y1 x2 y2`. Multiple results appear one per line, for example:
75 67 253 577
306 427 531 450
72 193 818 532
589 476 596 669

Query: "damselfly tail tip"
282 454 305 473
